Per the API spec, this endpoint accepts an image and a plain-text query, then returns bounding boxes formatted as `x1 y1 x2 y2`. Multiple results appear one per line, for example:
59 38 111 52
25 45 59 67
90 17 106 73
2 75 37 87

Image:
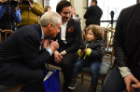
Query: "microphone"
110 11 115 25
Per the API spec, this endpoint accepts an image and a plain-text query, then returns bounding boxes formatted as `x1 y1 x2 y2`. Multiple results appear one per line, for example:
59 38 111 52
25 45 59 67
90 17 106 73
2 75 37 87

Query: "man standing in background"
84 0 102 27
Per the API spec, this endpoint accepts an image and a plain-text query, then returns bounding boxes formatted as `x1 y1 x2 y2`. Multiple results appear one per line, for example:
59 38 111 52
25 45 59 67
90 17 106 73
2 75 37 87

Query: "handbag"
43 69 60 92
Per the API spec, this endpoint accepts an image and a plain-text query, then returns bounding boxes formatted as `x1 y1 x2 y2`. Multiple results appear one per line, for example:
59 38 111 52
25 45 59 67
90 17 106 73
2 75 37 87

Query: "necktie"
40 39 44 46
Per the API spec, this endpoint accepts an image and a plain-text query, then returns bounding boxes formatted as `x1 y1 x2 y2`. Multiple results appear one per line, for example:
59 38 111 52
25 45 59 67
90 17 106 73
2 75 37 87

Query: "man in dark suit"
101 3 140 92
50 1 82 92
84 0 102 27
0 11 61 92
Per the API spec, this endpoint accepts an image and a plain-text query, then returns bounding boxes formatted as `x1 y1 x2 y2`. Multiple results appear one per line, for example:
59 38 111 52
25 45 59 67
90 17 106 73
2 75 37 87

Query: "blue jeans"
72 59 101 86
101 66 140 92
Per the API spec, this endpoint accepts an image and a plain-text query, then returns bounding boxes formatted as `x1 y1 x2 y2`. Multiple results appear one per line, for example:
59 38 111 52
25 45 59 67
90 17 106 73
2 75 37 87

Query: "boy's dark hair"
56 1 72 13
86 24 104 40
92 0 98 4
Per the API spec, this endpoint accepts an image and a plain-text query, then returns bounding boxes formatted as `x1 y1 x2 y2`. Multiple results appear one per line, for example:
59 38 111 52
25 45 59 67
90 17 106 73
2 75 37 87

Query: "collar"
41 27 44 39
62 22 68 25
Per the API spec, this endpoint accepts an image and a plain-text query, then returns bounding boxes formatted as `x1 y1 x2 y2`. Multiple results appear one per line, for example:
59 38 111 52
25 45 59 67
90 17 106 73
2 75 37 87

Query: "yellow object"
17 2 44 27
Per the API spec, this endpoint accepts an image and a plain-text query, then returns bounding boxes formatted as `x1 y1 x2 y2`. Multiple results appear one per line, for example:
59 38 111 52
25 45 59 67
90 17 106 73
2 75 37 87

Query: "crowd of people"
0 0 140 92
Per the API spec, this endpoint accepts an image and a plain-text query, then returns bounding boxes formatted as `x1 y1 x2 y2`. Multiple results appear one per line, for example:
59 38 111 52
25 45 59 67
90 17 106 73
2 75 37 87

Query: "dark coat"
114 3 140 67
81 40 105 62
84 5 102 27
0 24 51 85
54 19 82 54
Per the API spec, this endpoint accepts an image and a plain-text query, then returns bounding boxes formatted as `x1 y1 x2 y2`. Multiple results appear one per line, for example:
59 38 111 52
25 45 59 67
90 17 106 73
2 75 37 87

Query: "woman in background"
44 5 51 12
71 7 79 17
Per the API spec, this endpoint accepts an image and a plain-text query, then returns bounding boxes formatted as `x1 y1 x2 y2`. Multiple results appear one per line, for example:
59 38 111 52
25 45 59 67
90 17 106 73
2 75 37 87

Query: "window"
88 0 137 20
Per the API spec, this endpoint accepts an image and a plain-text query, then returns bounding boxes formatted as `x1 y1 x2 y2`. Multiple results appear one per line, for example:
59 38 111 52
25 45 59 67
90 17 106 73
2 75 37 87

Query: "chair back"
0 29 14 43
104 27 115 56
82 29 86 42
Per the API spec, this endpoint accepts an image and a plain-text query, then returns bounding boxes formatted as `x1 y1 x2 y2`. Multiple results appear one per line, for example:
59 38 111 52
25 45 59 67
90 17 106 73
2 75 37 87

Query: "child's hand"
83 49 87 54
80 50 84 55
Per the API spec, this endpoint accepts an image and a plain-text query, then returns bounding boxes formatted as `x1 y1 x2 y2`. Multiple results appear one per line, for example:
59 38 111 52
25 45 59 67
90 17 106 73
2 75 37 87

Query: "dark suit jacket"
84 5 102 27
54 19 82 54
113 3 140 67
0 24 51 85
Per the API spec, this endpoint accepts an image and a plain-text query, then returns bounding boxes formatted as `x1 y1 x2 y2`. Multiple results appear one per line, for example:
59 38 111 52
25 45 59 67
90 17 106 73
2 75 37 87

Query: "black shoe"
68 78 76 90
88 85 97 92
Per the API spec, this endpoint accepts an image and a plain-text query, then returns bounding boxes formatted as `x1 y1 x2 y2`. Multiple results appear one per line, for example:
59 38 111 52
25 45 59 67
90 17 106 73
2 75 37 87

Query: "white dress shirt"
61 22 68 44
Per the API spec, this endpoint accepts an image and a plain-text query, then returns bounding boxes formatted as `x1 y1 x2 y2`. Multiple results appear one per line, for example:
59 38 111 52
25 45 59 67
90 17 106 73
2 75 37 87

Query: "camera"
0 0 19 8
10 0 19 8
20 0 33 5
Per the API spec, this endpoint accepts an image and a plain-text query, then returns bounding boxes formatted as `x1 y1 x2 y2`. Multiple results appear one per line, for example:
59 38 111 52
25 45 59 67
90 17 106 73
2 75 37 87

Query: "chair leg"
46 63 49 70
101 80 104 86
81 74 84 85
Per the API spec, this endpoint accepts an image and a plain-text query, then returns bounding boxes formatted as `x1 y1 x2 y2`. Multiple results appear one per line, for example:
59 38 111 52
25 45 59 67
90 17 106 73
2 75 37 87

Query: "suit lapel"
36 24 42 41
66 19 73 33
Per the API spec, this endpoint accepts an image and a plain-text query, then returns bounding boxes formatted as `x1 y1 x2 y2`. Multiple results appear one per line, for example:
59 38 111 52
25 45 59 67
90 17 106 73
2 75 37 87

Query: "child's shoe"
68 78 76 90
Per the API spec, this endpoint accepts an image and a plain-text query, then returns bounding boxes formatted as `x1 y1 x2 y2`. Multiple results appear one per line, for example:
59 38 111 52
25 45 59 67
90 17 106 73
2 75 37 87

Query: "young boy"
68 24 105 92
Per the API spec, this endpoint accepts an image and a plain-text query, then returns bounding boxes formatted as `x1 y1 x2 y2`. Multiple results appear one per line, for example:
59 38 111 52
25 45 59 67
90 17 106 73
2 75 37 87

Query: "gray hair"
40 11 61 27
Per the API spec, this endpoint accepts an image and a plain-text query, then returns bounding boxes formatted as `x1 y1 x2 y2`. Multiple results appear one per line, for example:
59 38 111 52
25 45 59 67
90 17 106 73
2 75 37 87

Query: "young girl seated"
68 24 105 92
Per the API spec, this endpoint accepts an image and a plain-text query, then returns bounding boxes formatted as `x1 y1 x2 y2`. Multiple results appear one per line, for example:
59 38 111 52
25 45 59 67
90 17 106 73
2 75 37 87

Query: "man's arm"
12 8 21 23
0 5 6 19
84 7 91 19
65 21 82 53
20 35 54 69
31 3 44 16
113 9 131 77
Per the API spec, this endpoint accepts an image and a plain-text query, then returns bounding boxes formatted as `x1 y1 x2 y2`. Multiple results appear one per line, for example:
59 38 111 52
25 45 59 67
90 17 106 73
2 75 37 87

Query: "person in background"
71 7 79 18
68 24 105 92
0 0 21 31
101 3 140 92
84 0 102 28
44 5 51 12
0 11 61 92
17 0 44 29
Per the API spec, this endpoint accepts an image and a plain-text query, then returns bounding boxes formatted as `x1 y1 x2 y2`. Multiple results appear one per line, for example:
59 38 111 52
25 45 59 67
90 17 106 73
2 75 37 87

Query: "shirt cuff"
46 47 53 56
64 50 67 54
118 67 132 78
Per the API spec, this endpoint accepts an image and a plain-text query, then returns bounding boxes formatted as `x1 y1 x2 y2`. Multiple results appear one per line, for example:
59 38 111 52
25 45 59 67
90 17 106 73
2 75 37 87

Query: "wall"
71 0 87 30
34 0 86 29
34 0 43 6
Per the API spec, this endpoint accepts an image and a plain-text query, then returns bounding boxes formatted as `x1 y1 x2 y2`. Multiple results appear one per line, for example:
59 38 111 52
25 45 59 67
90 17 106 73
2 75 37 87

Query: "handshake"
46 40 59 52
